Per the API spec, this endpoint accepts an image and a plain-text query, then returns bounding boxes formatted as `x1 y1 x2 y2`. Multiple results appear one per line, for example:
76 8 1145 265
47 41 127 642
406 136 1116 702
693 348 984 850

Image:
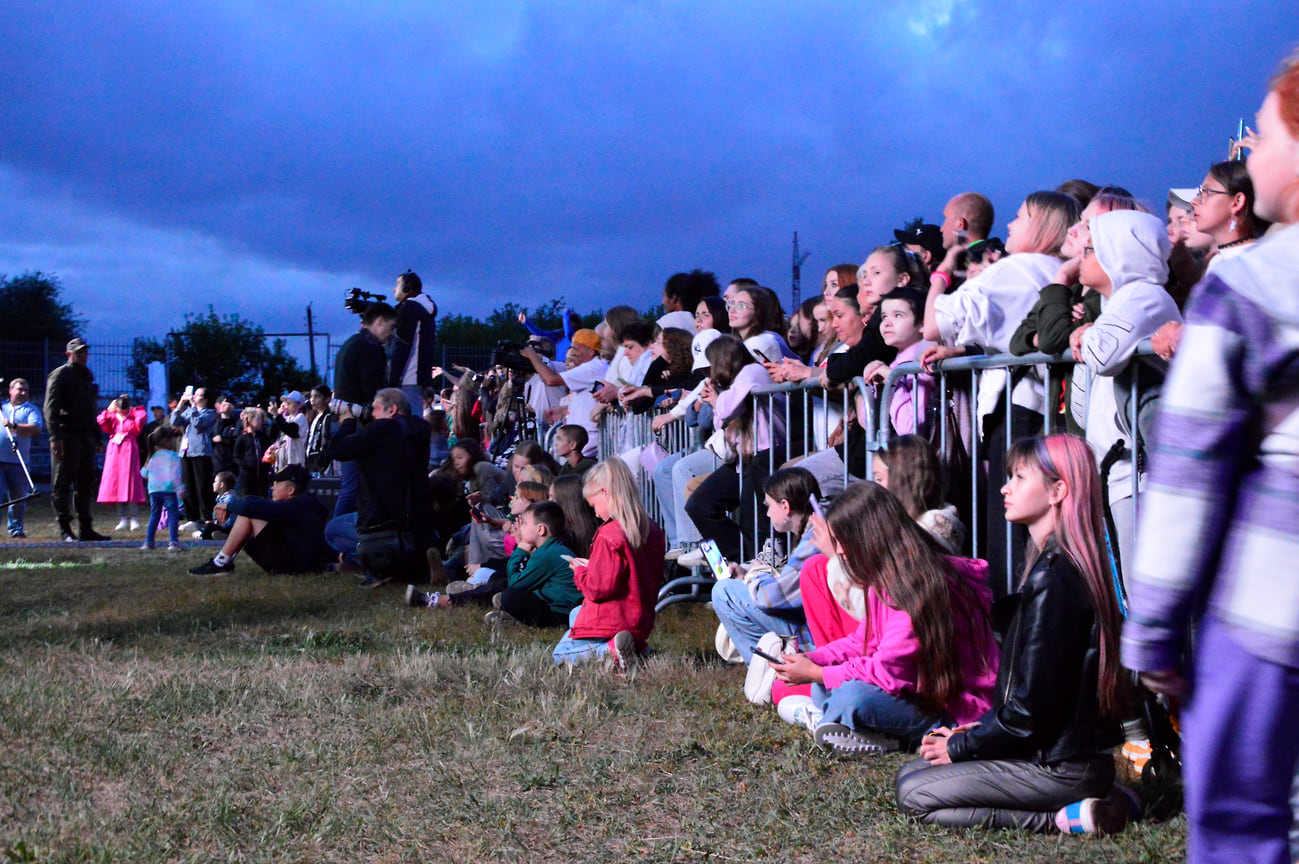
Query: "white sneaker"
192 530 204 540
167 543 183 553
114 519 129 531
129 518 140 530
776 695 823 731
677 548 705 568
179 521 198 532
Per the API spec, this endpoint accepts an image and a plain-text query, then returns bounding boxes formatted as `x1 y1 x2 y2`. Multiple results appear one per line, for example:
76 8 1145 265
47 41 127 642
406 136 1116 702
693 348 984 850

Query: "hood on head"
1089 210 1170 291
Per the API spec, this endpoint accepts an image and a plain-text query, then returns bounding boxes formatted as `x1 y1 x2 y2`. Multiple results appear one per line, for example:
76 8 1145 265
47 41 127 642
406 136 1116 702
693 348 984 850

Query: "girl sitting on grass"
896 434 1131 835
769 481 998 756
552 459 665 668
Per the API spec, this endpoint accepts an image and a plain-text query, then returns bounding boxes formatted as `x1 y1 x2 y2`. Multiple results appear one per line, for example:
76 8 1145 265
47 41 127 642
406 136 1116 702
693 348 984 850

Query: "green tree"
0 271 85 343
127 309 312 406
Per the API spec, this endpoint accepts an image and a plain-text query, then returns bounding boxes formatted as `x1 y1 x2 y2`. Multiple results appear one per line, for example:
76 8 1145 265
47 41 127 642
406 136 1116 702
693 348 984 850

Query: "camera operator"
388 270 438 414
324 388 433 587
520 336 565 440
333 301 397 517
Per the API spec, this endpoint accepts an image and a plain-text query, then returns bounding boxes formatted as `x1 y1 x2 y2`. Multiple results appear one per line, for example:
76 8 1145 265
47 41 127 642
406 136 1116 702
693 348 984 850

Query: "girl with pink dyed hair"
896 433 1133 836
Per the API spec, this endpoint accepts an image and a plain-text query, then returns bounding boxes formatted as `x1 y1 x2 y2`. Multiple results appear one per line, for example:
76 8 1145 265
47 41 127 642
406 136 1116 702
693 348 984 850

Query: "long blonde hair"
582 459 651 549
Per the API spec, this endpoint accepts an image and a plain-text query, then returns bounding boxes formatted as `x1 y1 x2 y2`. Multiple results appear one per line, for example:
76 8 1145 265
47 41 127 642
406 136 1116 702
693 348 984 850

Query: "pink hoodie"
804 556 999 726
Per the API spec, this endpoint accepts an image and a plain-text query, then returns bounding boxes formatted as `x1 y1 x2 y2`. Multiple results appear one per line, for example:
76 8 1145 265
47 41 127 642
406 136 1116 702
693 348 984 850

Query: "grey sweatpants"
895 753 1115 833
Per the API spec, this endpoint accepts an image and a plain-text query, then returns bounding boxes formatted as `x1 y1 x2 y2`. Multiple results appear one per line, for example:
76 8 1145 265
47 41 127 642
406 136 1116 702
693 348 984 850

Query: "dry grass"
0 505 1186 862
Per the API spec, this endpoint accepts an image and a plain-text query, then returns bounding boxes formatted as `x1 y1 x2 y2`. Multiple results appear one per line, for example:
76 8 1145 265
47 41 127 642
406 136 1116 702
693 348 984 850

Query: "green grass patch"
0 512 1187 862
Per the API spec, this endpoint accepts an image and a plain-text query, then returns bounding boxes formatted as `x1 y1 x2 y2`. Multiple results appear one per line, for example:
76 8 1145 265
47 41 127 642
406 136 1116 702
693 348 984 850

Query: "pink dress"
96 406 147 504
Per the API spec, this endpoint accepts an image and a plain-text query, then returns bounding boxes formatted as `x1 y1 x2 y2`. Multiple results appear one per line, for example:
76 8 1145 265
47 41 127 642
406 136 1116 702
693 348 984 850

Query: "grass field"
0 502 1187 863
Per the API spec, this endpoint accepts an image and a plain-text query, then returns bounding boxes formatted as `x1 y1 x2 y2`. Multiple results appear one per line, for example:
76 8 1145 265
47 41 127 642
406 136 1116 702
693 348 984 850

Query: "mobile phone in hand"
809 494 825 520
752 646 783 664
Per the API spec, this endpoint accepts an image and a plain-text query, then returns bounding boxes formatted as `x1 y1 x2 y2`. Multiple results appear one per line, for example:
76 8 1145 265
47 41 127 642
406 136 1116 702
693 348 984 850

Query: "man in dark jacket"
188 464 331 575
387 270 438 413
45 337 108 542
332 301 396 518
324 388 433 586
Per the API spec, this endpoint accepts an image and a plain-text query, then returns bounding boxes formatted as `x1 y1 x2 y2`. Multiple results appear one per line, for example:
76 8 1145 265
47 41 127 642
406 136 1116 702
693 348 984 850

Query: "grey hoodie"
1070 210 1182 496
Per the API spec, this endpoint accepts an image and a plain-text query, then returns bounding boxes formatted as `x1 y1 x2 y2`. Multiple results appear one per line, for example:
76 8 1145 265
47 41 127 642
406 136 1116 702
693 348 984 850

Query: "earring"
1229 216 1237 233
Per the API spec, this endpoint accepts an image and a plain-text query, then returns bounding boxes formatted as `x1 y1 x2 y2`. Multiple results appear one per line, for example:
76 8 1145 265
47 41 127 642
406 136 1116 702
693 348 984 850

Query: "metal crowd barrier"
877 342 1159 597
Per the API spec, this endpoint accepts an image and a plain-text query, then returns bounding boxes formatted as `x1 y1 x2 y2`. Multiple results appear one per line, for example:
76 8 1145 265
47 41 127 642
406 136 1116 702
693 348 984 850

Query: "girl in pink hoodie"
771 481 999 756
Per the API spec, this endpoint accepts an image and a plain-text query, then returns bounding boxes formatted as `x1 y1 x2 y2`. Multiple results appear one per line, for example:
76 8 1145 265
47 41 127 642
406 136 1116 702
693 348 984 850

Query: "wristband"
930 270 951 291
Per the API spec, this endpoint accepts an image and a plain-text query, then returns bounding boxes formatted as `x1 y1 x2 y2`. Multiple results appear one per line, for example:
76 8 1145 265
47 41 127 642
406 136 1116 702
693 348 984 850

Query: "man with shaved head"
931 191 996 293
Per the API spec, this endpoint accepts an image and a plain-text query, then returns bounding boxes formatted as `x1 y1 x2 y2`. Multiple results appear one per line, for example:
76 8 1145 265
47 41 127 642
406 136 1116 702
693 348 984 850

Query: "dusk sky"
1 1 1293 358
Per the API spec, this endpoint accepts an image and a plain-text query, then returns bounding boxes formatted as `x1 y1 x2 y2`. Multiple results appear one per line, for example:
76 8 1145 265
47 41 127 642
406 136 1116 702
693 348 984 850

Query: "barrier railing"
877 342 1158 597
582 344 1160 609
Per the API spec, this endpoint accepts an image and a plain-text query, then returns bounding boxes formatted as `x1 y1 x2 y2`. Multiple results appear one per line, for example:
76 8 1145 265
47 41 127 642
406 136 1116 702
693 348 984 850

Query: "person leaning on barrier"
520 328 609 457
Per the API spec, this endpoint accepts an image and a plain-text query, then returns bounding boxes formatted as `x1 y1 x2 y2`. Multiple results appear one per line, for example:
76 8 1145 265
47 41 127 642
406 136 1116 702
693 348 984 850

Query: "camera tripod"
1 404 40 510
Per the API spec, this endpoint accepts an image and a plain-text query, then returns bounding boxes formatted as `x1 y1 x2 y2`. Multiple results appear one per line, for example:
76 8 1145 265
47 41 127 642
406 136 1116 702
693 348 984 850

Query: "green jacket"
507 537 583 615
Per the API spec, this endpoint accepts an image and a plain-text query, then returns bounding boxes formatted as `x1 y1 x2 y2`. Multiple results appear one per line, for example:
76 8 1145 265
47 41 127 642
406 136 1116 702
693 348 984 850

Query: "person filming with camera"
332 301 397 516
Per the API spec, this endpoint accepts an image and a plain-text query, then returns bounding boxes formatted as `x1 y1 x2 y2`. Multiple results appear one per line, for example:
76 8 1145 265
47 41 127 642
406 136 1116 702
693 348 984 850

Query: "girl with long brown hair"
769 480 998 756
898 433 1131 835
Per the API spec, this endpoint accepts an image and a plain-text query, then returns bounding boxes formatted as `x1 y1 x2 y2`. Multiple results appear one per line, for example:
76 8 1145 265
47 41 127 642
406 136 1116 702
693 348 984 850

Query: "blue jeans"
651 447 718 547
325 512 359 564
146 492 180 546
814 680 943 748
711 578 810 663
333 460 359 518
0 460 30 533
552 606 611 665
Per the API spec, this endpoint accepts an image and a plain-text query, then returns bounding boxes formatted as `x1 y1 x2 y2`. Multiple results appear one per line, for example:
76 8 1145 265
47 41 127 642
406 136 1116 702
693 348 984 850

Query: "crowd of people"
3 49 1297 864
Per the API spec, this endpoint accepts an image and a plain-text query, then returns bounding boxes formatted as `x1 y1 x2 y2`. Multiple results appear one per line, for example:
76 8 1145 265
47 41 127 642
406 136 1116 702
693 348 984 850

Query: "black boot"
79 521 110 542
58 519 77 543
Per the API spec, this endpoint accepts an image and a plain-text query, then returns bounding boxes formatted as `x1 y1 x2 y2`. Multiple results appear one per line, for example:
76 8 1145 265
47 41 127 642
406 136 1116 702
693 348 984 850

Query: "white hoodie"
1070 210 1182 498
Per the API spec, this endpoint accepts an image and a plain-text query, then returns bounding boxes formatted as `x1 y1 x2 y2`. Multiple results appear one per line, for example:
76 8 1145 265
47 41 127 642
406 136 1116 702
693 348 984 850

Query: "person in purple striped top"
1122 52 1299 864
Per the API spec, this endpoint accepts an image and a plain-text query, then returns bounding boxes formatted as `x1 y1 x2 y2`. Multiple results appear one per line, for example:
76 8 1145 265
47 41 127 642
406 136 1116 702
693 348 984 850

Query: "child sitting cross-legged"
769 481 998 757
552 459 665 669
710 467 821 675
486 500 583 628
193 471 237 540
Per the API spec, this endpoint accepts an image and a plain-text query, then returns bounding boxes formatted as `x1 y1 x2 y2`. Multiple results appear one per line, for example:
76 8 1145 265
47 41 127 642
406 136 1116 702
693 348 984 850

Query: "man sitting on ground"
188 464 331 575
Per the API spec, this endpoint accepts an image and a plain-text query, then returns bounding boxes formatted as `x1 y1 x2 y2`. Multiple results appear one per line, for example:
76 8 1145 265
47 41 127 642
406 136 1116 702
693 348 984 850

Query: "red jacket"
571 518 665 644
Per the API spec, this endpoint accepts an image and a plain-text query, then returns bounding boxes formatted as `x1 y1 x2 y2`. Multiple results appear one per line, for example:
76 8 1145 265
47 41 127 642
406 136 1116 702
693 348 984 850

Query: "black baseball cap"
892 224 944 261
270 464 311 490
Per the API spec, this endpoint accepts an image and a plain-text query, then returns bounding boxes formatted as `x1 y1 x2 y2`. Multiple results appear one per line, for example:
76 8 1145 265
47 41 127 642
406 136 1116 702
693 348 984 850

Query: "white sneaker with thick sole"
129 518 140 531
114 519 129 531
813 722 901 757
677 548 705 568
776 694 823 731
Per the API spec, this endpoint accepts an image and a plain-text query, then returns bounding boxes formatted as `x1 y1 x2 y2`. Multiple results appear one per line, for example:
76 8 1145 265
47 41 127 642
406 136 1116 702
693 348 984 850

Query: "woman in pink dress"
97 395 147 530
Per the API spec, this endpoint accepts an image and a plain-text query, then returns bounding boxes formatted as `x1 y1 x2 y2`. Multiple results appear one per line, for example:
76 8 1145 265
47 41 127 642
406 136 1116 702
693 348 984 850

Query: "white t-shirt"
561 357 610 394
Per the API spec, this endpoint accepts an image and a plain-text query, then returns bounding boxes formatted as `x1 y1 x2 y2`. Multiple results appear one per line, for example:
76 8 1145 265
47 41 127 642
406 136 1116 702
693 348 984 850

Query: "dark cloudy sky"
1 1 1292 353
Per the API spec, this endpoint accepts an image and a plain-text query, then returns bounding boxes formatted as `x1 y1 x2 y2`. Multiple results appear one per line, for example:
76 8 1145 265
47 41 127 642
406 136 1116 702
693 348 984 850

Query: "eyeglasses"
725 300 752 311
1195 185 1231 201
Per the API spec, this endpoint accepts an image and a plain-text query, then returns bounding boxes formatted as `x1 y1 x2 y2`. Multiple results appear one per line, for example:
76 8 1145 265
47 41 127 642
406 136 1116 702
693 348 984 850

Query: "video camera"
491 339 534 373
344 287 387 316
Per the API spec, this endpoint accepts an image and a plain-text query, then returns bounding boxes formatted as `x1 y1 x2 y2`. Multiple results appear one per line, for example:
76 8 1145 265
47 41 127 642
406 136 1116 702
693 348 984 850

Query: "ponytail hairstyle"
869 244 931 293
826 481 994 715
582 459 652 549
1208 158 1272 238
1006 434 1127 719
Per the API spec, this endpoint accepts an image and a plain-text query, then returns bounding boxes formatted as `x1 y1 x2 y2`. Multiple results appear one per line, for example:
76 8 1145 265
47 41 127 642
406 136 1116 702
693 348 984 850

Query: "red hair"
1269 50 1299 223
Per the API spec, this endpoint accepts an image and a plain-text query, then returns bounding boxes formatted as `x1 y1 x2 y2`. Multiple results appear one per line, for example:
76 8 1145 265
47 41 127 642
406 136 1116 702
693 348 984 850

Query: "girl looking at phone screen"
769 481 997 756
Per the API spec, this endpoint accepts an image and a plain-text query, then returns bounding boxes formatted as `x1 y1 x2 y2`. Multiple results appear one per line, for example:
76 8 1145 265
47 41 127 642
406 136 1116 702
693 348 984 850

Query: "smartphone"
753 350 772 363
698 539 730 581
183 385 194 398
808 494 825 520
559 554 574 563
752 646 784 664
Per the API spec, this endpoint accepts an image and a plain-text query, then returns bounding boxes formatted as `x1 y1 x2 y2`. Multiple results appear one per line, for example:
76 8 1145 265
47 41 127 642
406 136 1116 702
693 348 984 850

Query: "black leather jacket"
947 547 1121 765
